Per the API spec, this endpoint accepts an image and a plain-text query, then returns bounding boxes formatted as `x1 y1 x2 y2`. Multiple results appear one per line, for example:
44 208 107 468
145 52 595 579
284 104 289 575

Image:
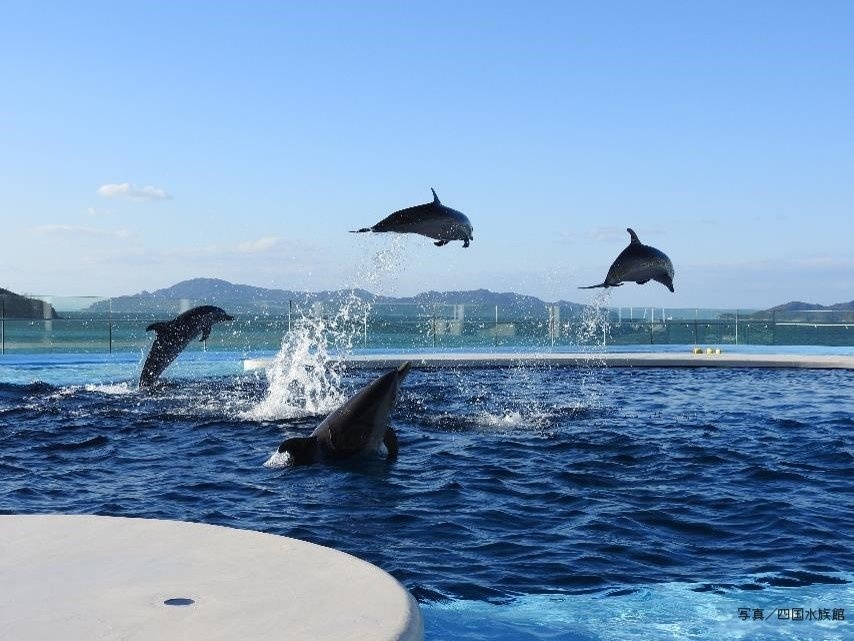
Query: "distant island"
84 278 854 319
742 300 854 322
85 278 587 315
0 288 60 319
766 300 854 312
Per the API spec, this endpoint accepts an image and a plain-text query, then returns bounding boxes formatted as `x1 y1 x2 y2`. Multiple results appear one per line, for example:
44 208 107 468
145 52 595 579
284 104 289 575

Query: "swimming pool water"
0 357 851 640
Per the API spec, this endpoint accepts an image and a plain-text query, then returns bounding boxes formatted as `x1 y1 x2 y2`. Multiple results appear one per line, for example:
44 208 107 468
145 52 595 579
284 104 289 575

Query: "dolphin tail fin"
350 227 371 233
383 427 399 461
146 321 169 334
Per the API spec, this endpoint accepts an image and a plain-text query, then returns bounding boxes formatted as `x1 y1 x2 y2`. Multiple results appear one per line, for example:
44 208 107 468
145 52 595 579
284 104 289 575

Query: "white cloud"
86 207 117 217
31 224 133 239
234 236 284 254
97 182 172 201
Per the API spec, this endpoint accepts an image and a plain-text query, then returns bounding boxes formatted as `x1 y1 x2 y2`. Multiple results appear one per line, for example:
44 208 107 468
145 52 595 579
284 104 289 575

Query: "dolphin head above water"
276 362 411 465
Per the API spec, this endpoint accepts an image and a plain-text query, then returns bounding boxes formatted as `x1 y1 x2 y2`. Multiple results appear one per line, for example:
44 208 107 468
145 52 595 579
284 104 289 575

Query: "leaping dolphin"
276 362 411 465
351 189 473 247
580 228 675 292
139 305 234 389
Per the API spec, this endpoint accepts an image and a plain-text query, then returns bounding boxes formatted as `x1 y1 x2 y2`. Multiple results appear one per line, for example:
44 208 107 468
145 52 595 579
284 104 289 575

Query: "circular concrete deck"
0 515 423 641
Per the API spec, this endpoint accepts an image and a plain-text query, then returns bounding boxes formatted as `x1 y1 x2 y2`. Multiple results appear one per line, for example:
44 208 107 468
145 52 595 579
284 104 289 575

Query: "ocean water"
1 351 851 640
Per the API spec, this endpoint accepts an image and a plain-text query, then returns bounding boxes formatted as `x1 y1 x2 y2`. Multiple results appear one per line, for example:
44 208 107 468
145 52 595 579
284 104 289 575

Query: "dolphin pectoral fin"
434 240 449 247
636 279 650 285
383 427 399 461
146 321 168 333
463 239 470 247
199 326 212 342
579 283 607 289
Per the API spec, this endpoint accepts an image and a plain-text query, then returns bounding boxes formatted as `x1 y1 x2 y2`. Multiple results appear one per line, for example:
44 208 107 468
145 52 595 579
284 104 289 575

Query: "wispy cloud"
97 182 172 201
86 207 117 217
31 224 133 239
234 236 284 254
155 236 293 257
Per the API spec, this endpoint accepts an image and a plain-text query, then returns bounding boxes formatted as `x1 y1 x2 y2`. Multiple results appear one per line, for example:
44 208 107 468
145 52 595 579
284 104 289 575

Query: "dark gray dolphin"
351 189 473 247
139 305 234 389
277 362 411 465
580 228 675 292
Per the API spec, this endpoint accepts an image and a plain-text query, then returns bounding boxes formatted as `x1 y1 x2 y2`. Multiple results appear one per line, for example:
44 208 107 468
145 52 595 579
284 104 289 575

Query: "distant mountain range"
766 300 854 312
13 276 848 317
0 288 61 319
85 278 586 314
742 299 854 322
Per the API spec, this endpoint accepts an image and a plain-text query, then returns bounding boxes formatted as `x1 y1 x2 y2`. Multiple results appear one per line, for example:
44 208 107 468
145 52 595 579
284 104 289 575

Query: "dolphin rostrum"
351 189 473 247
139 305 234 389
580 228 675 292
276 362 411 465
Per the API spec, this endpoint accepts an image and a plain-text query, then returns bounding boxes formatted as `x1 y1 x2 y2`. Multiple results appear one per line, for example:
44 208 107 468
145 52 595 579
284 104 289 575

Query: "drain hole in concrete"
164 598 195 606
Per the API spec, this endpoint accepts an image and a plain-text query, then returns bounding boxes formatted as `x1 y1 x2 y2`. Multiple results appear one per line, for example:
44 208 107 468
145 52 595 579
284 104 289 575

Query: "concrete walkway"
244 351 854 371
0 515 423 641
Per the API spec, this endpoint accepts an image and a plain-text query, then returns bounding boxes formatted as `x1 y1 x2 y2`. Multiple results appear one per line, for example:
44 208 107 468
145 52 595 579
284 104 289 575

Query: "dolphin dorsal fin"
145 321 169 334
431 188 441 204
627 228 641 244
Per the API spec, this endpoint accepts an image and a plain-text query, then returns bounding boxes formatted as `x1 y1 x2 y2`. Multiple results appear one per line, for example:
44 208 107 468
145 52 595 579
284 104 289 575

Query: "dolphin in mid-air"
276 362 411 465
351 189 473 247
139 305 234 389
580 228 675 292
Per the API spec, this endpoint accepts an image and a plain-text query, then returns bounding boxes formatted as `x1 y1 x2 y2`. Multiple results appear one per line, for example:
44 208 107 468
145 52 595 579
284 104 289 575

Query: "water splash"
246 238 410 421
243 313 348 421
571 290 613 408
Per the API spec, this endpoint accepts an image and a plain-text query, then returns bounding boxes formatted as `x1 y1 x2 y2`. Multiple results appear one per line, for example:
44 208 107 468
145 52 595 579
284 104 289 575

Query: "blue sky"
1 1 852 309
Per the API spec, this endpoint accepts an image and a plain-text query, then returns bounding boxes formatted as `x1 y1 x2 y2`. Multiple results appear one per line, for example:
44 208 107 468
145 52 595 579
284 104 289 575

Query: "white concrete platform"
0 515 423 641
244 351 854 371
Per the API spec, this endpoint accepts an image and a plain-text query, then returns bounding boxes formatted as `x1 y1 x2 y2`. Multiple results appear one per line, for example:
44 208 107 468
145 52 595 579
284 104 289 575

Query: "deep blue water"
1 355 852 640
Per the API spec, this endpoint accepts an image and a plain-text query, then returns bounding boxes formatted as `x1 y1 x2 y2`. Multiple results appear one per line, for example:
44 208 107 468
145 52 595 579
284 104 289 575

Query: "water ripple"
0 366 851 611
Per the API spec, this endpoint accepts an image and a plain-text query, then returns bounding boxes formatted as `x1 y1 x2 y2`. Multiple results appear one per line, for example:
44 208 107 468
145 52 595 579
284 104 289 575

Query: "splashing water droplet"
245 241 411 421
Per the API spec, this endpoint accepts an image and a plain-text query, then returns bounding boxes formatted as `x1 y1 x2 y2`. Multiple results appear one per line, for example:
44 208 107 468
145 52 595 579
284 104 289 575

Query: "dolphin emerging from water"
580 228 675 292
351 189 473 247
139 305 234 389
276 362 411 465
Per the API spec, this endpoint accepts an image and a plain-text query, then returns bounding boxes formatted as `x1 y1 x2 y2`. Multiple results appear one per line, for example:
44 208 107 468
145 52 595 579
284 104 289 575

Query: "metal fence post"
494 305 498 347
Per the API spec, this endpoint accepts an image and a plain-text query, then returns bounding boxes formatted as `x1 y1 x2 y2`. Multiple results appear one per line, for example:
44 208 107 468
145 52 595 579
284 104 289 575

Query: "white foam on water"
423 575 853 640
475 410 527 428
83 382 134 395
263 450 292 468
